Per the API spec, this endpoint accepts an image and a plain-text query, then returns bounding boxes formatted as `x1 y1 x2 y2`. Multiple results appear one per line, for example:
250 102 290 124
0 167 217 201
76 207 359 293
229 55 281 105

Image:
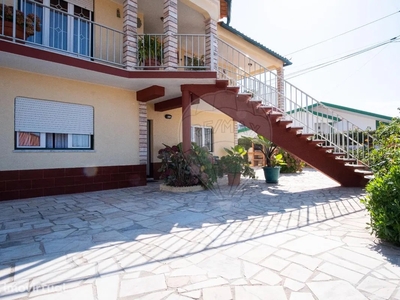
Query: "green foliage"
157 143 217 189
361 165 400 246
238 137 252 162
367 115 400 175
219 145 255 179
278 149 305 173
185 55 206 70
138 35 163 65
362 110 400 246
244 135 286 167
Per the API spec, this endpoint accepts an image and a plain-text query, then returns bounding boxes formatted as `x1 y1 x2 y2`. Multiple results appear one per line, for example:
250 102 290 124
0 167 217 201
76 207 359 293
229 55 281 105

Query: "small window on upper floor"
14 97 94 150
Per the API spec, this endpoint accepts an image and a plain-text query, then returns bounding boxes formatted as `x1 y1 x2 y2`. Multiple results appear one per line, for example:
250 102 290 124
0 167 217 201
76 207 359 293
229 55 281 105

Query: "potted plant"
185 54 206 70
245 135 286 183
0 5 41 39
219 145 255 186
137 34 163 69
157 142 218 191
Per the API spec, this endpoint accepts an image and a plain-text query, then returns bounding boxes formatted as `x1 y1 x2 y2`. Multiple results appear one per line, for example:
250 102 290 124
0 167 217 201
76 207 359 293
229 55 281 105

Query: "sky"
229 0 400 117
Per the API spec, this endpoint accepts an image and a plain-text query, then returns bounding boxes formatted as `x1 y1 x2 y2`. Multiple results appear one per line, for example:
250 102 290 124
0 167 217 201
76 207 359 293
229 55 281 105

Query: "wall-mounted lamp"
116 8 121 18
164 114 172 119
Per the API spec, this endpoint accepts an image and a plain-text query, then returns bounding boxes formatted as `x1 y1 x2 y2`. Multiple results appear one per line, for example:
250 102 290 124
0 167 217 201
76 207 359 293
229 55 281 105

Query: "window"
191 126 213 151
25 0 93 56
15 97 94 150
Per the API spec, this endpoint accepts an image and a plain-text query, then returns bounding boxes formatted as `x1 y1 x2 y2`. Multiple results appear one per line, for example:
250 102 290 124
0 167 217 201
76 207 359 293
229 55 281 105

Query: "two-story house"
0 0 294 200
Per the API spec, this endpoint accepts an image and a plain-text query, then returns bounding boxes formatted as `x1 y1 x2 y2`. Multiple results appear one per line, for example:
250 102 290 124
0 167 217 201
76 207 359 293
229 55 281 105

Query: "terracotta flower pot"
227 173 241 186
0 20 26 40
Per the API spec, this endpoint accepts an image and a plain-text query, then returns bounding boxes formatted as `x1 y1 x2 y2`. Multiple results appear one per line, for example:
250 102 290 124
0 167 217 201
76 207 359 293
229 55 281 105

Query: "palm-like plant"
245 135 285 167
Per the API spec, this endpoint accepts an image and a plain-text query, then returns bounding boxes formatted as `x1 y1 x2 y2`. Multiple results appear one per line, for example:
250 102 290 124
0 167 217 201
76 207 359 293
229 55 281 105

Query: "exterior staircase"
201 39 375 187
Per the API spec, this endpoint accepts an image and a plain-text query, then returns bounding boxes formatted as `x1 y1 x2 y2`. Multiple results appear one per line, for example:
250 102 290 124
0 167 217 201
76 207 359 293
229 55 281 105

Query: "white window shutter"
15 97 94 135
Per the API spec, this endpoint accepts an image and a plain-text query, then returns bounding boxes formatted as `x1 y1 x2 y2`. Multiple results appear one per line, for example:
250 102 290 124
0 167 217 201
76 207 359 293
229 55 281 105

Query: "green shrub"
278 149 305 173
362 110 400 246
362 165 400 246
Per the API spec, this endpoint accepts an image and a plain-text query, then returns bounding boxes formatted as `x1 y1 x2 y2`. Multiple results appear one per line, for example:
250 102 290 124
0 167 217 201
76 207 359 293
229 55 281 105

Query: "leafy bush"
362 165 400 246
278 149 305 173
361 110 400 246
219 145 255 179
157 143 217 189
238 137 252 162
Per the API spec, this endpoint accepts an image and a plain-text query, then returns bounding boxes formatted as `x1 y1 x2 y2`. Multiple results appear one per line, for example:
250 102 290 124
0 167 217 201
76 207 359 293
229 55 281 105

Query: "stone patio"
0 168 399 299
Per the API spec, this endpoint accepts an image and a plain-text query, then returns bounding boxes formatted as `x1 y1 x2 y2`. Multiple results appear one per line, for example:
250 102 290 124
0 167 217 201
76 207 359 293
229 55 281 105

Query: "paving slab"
0 169 399 299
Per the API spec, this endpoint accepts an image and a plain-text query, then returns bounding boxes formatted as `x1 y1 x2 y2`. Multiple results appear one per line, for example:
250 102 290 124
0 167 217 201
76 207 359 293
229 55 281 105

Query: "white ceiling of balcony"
137 0 206 34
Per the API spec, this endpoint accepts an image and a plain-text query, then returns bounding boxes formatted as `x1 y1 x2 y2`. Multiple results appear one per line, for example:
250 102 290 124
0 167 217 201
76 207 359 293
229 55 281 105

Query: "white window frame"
15 97 94 150
68 134 91 149
191 126 213 151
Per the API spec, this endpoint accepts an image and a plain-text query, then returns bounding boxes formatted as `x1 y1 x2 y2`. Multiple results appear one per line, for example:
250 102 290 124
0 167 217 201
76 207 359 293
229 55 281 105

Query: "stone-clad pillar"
205 18 218 71
123 0 138 70
123 0 146 165
163 0 178 69
138 102 147 165
277 67 285 110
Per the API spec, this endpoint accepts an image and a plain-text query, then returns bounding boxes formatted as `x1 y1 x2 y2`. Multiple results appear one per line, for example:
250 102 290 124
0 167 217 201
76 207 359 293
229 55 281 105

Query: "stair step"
308 140 324 146
249 100 262 106
328 152 347 156
335 158 357 162
365 175 374 180
227 86 240 93
258 106 273 114
215 79 229 88
287 126 303 131
345 163 368 169
269 112 283 122
297 133 314 138
277 119 293 126
317 146 335 152
354 169 373 175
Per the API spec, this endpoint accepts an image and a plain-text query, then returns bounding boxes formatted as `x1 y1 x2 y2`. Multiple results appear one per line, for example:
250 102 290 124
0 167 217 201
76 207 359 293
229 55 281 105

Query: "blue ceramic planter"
263 166 281 183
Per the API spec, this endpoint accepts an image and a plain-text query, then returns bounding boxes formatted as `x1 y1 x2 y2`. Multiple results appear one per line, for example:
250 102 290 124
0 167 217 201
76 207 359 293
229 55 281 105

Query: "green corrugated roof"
320 102 393 121
219 22 292 66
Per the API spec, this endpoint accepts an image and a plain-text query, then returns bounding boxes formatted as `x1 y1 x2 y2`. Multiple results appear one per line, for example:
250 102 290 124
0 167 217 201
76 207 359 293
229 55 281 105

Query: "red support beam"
137 85 165 102
182 90 191 154
154 97 182 112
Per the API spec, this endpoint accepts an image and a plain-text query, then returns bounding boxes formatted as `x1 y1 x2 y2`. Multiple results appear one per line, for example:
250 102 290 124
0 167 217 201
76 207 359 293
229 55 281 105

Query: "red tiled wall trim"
0 165 146 201
152 162 163 180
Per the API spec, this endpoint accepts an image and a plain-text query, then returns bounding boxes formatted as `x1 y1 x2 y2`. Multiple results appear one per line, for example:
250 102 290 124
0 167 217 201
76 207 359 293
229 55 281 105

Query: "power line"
286 35 400 79
327 45 389 93
285 10 400 56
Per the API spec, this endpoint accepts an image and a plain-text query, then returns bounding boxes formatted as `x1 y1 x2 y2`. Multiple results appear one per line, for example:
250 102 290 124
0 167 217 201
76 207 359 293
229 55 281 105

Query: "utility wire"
285 10 400 56
286 35 400 79
327 45 389 93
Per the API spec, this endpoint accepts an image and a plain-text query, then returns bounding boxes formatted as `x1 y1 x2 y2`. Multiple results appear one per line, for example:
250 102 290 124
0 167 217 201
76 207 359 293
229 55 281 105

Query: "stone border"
160 183 204 193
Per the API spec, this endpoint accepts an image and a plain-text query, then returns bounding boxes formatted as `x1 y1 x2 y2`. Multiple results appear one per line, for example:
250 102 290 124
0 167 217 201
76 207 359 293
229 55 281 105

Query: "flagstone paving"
0 168 399 299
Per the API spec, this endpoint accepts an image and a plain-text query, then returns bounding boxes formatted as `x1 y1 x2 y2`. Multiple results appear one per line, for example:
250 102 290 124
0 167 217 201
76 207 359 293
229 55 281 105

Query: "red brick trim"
0 164 146 201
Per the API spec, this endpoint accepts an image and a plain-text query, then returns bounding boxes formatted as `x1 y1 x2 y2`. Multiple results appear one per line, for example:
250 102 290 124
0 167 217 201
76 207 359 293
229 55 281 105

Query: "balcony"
0 0 213 71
